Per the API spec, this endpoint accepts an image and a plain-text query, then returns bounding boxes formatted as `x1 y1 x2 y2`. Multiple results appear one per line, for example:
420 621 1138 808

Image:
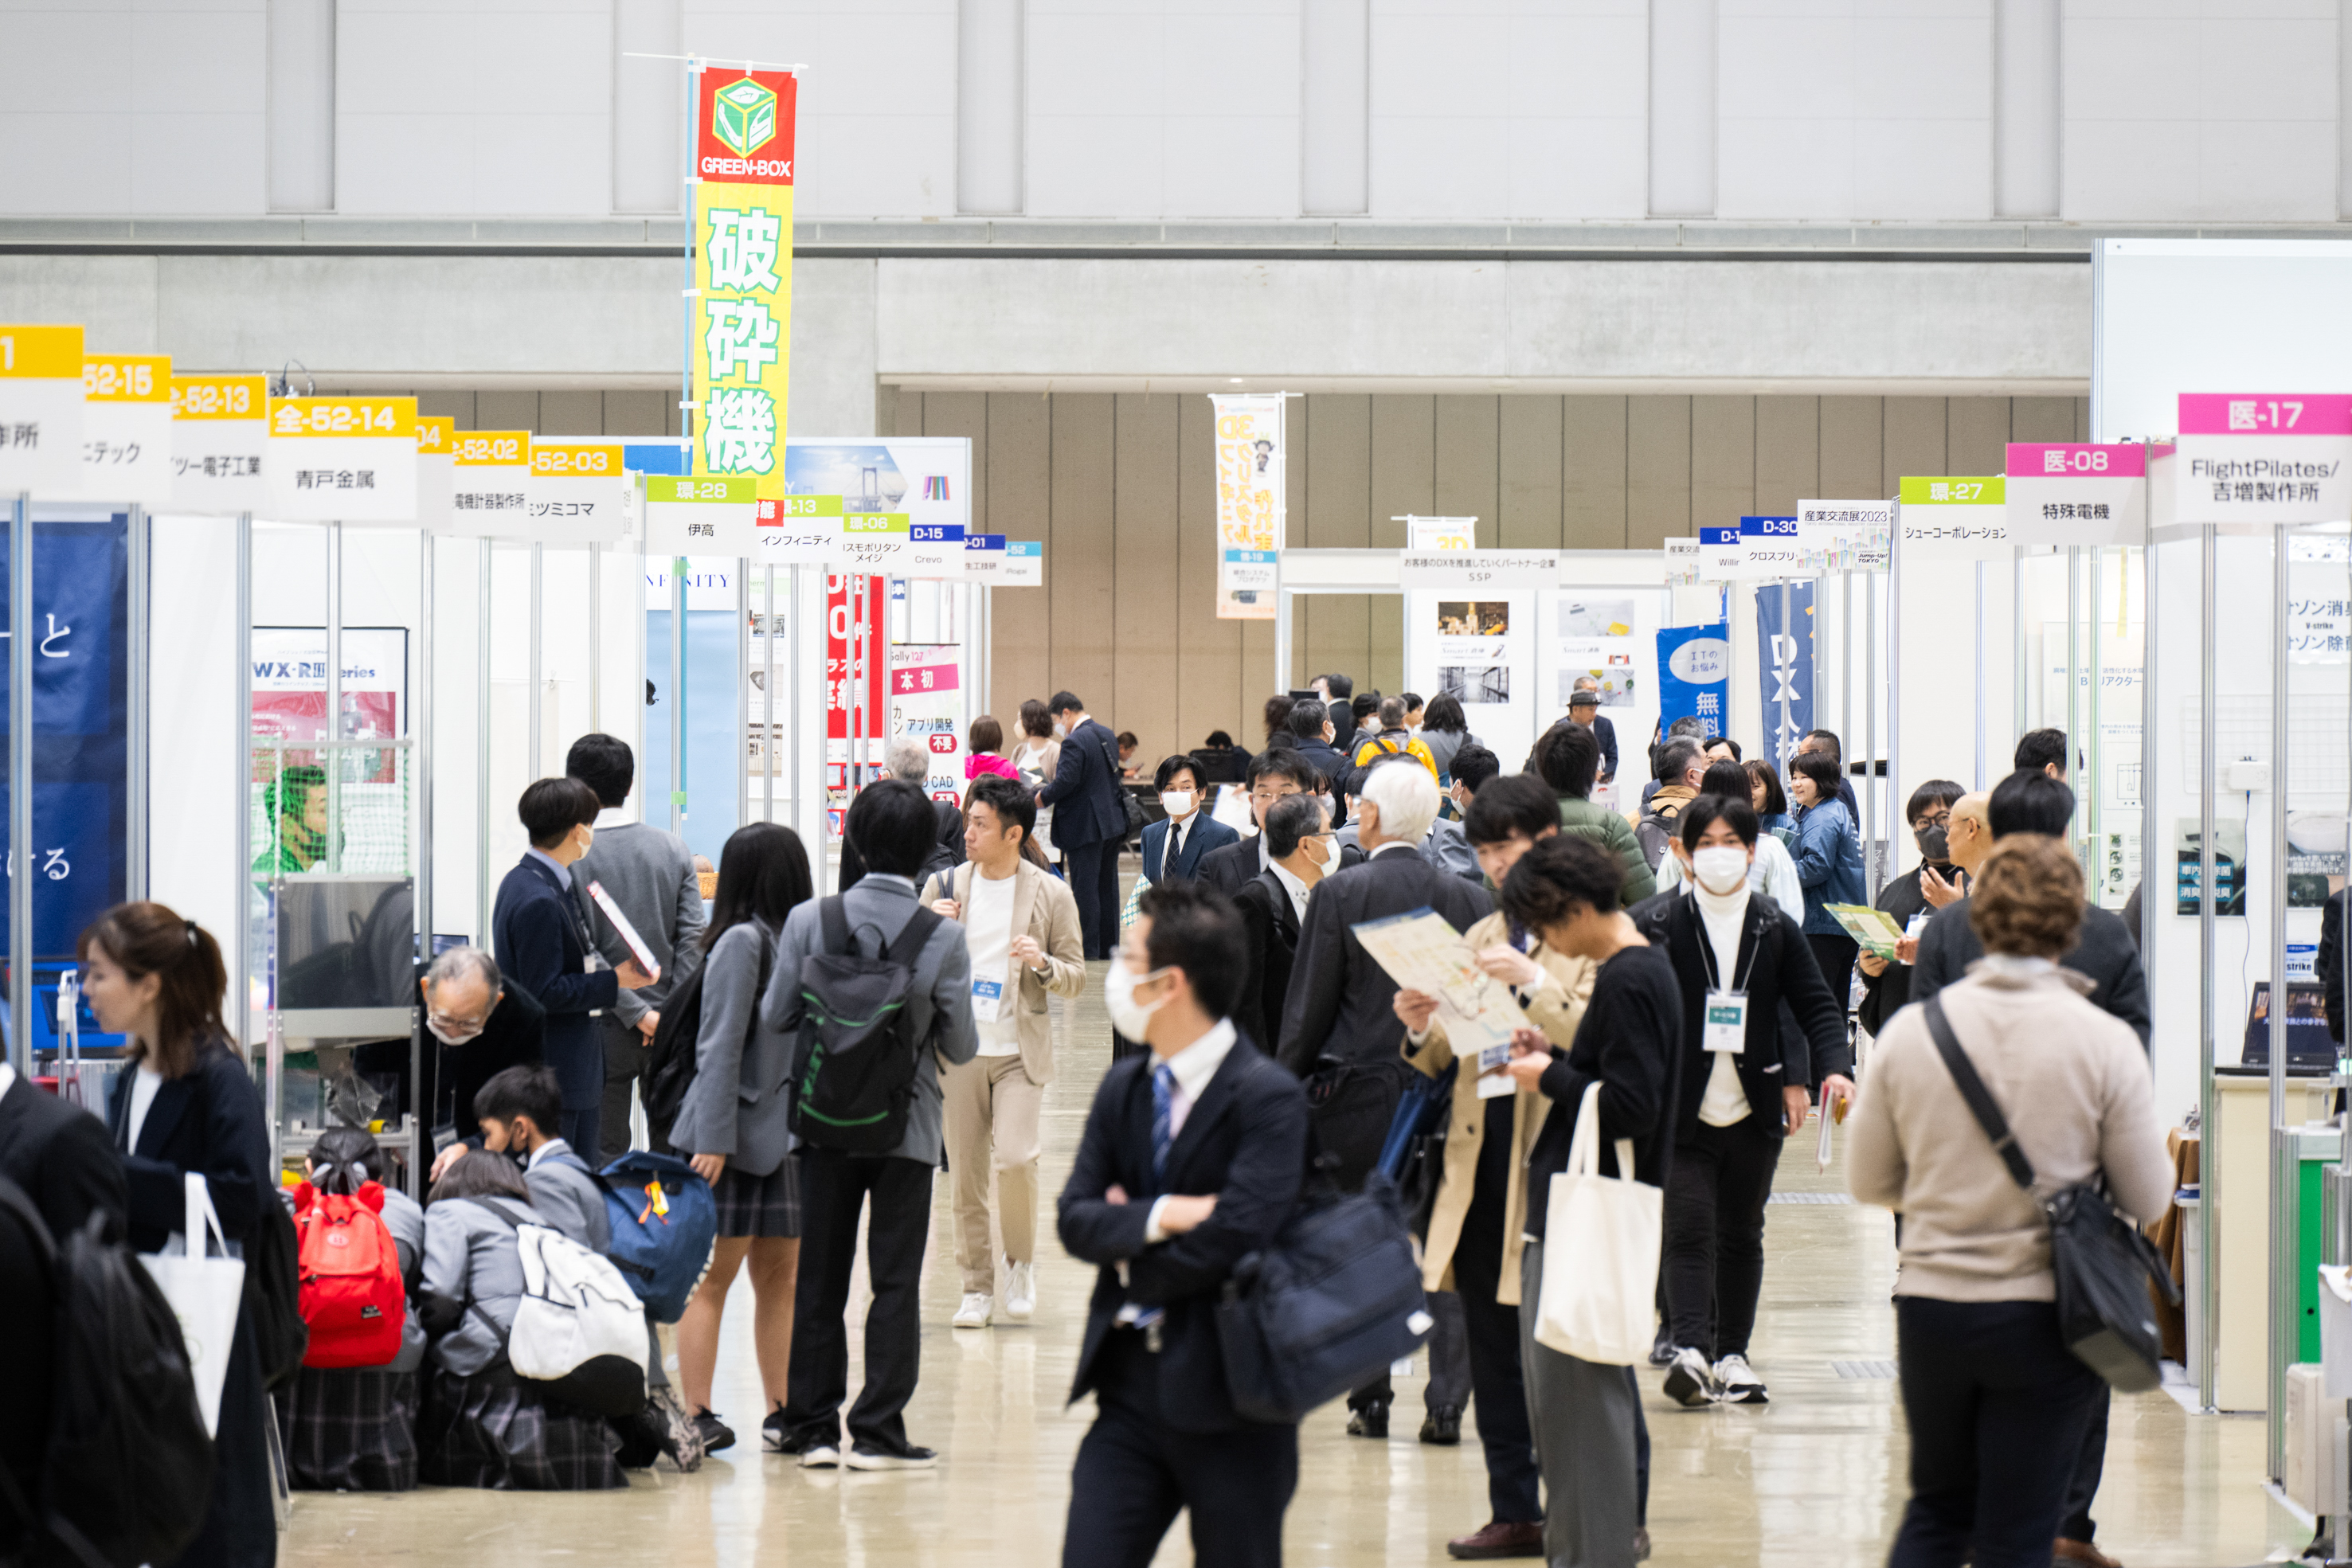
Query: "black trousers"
600 1018 647 1164
1450 1187 1543 1526
780 1152 933 1455
1664 1112 1784 1359
2059 1384 2110 1542
1890 1297 2100 1568
1063 1331 1297 1568
1062 838 1121 959
1807 931 1859 1014
558 1105 601 1172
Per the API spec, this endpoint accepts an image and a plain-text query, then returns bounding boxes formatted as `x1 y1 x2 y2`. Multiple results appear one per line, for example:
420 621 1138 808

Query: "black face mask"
1915 823 1951 861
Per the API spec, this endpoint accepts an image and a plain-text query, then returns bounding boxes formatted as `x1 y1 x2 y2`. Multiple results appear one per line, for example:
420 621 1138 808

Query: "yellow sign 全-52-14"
268 397 417 439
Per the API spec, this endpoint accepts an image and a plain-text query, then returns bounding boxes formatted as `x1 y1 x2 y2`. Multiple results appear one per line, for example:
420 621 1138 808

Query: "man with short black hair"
567 733 706 1163
2014 726 2072 781
1283 698 1354 829
1704 735 1742 764
1197 749 1363 895
1425 743 1501 884
1539 722 1655 908
472 1064 608 1250
1038 692 1129 959
1057 882 1311 1568
1231 792 1329 1051
761 778 979 1470
1313 671 1355 705
493 777 654 1158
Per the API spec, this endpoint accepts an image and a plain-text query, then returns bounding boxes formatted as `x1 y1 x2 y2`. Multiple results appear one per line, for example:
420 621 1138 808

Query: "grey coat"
523 1140 610 1252
671 917 798 1175
757 874 979 1167
419 1195 534 1376
572 820 707 1030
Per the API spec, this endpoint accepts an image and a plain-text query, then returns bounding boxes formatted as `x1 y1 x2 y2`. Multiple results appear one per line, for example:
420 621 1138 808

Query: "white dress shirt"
1267 860 1313 925
1142 1016 1239 1241
1164 811 1194 871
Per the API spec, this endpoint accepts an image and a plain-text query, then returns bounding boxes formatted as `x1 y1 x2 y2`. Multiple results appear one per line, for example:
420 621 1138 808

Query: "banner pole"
235 512 252 1056
671 558 686 837
326 520 342 874
127 503 147 899
10 491 29 1079
764 565 777 823
476 540 492 952
528 542 543 779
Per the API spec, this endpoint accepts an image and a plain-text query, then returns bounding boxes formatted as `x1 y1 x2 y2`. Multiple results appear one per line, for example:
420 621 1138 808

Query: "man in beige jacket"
1395 775 1597 1562
923 772 1087 1328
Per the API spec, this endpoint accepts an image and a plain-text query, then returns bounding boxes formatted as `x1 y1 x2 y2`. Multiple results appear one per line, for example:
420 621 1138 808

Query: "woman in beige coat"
1393 775 1595 1561
1850 834 2170 1568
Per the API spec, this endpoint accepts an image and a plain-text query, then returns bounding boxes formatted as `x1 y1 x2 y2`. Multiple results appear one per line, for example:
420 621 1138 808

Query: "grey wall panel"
1050 394 1117 721
1882 398 1948 490
1303 393 1372 694
1434 395 1501 547
475 390 539 433
1754 397 1818 514
1691 394 1755 534
1626 396 1692 550
1498 397 1564 549
1947 397 2012 474
1563 396 1629 549
538 390 603 436
1113 393 1183 765
604 389 667 436
2009 395 2075 444
919 391 990 535
1176 392 1246 758
987 392 1054 724
417 390 475 429
1818 396 1883 499
1368 394 1432 696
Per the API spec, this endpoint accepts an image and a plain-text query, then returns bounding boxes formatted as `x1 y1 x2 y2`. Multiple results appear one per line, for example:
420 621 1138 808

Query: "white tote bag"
1534 1083 1662 1365
137 1171 247 1435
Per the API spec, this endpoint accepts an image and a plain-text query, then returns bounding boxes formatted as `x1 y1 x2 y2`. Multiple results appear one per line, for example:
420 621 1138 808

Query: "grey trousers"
1520 1241 1640 1568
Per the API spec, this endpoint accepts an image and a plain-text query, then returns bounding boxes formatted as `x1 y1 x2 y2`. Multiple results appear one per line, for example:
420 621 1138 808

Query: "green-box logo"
713 78 778 158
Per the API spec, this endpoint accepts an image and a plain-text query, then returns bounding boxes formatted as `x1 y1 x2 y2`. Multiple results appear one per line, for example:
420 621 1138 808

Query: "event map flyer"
1352 907 1521 1097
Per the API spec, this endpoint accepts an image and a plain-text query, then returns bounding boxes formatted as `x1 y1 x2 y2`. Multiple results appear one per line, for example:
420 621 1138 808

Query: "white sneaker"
952 1292 993 1328
1715 1353 1767 1405
798 1443 840 1468
1003 1261 1036 1322
1661 1346 1720 1408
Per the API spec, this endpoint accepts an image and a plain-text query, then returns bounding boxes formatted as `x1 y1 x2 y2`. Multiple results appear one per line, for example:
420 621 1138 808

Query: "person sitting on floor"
415 1149 626 1492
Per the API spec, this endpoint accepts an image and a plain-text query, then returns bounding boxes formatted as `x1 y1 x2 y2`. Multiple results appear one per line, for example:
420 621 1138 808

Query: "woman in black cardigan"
92 901 276 1568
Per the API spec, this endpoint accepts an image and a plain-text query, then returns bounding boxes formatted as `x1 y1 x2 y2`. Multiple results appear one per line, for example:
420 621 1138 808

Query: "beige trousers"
941 1052 1043 1293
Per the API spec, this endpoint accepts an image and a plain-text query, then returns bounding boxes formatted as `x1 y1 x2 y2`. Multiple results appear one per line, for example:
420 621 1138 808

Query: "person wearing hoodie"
1635 738 1707 871
965 716 1022 787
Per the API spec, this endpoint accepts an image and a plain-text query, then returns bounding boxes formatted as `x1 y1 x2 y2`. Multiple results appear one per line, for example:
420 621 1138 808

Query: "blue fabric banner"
1655 622 1730 735
1755 581 1816 771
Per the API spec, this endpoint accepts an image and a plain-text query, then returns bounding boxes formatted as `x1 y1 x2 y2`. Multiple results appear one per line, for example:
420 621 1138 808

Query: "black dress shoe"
1447 1520 1544 1559
1346 1402 1391 1439
1648 1325 1676 1367
1419 1406 1462 1445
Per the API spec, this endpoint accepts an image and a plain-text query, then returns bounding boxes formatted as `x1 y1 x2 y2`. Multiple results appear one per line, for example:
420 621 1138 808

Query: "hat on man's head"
1567 689 1601 710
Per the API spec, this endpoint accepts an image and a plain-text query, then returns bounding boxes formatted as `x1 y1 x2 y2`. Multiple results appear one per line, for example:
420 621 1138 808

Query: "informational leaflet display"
265 396 418 523
2173 393 2352 526
644 475 758 554
753 494 839 564
448 429 530 537
888 645 966 807
73 354 171 504
1351 908 1523 1097
781 437 969 572
168 373 268 515
1738 514 1800 579
691 68 796 492
2003 444 2147 547
0 323 84 494
1427 596 1515 706
526 439 628 545
2287 534 2352 663
1656 623 1730 732
1212 393 1284 619
1896 476 2008 560
413 417 454 533
1795 499 1891 573
1697 525 1741 582
1555 596 1638 710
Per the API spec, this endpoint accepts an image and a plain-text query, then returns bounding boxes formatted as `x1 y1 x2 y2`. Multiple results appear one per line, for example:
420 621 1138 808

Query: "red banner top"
696 68 797 186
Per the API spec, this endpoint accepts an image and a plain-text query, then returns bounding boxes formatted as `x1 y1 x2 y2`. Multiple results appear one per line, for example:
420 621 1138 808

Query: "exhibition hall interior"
14 4 2352 1568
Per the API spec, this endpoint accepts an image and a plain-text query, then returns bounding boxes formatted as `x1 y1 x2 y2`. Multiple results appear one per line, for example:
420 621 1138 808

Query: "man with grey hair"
413 944 546 1151
1636 737 1708 870
838 735 966 892
1278 755 1493 1440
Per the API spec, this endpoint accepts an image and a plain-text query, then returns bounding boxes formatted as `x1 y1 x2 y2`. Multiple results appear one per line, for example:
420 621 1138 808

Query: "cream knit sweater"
1849 958 2173 1303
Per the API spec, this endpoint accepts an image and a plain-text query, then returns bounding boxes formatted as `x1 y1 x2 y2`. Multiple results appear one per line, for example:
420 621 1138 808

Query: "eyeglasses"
1916 811 1951 829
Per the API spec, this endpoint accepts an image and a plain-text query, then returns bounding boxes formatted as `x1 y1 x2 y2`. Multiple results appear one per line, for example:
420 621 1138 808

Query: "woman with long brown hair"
89 901 276 1568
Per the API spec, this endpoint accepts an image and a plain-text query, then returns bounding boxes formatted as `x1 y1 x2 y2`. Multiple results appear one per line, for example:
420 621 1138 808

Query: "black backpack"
0 1183 216 1568
788 897 944 1153
247 1183 307 1390
643 963 711 1152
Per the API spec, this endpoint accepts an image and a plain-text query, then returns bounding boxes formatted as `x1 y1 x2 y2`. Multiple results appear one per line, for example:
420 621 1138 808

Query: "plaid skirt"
276 1366 420 1492
711 1155 801 1239
417 1365 625 1491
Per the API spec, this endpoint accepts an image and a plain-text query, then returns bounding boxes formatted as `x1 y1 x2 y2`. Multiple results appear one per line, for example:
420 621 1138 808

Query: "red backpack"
292 1181 405 1369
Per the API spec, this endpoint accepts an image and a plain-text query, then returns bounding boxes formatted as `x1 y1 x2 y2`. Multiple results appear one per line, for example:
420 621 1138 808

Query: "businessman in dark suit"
1199 749 1364 898
1056 880 1309 1568
1139 755 1240 887
0 1065 124 1242
1230 793 1329 1055
491 777 652 1158
1037 690 1130 960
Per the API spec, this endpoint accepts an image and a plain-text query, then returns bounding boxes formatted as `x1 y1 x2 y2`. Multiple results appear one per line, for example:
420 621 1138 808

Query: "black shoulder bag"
1918 995 2180 1393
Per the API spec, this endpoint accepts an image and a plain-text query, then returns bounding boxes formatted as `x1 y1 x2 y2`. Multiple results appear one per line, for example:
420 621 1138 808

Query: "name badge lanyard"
1696 915 1759 1053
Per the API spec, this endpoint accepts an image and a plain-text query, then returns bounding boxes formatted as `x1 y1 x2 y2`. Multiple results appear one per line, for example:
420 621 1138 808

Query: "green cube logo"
712 79 777 158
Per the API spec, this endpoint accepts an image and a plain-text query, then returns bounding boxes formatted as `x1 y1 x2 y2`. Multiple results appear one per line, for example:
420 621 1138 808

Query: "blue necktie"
1151 1064 1176 1182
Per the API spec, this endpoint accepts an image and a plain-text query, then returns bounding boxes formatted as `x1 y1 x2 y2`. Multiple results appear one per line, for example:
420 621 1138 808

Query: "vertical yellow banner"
691 68 796 496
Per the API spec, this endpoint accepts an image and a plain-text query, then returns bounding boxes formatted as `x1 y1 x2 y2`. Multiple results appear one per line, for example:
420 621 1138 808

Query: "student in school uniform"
414 1150 626 1492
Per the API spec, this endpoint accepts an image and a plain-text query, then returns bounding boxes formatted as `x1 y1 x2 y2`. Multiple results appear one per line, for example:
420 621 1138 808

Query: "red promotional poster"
825 573 887 749
695 69 797 186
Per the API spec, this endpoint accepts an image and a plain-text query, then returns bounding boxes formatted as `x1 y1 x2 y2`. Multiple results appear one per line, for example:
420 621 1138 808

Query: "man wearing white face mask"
412 946 547 1171
1630 792 1853 1410
1140 756 1239 888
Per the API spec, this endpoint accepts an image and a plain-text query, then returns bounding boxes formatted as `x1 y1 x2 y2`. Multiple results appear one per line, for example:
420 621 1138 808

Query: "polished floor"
285 943 2282 1566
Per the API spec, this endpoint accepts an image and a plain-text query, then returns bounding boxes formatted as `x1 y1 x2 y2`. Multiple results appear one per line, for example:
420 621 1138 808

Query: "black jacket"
1232 869 1305 1055
1191 744 1253 785
1056 1037 1308 1433
1855 864 1957 1036
1630 889 1848 1139
0 1073 125 1242
1277 844 1492 1077
1286 738 1354 827
1912 894 2152 1048
1197 833 1364 899
2322 888 2346 1042
1523 942 1683 1237
103 1040 273 1253
1039 717 1129 848
491 855 620 1111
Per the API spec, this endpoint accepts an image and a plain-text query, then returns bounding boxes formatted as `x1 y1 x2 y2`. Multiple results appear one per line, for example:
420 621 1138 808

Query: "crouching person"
276 1126 427 1492
414 1149 625 1490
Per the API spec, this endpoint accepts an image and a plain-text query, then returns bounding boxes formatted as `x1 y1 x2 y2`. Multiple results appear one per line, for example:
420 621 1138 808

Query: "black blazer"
1912 894 2151 1048
1277 846 1492 1077
103 1041 273 1253
1039 718 1129 848
1286 739 1353 826
1629 890 1847 1140
491 855 620 1109
1056 1037 1308 1434
1231 870 1304 1054
1199 835 1363 899
387 960 546 1140
0 1073 125 1241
